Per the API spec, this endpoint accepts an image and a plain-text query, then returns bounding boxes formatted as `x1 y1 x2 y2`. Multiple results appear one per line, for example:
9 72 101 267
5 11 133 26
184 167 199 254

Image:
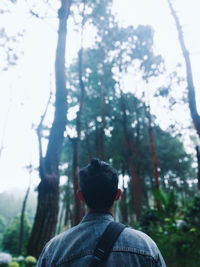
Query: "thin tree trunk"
18 182 31 254
95 119 101 157
99 75 106 160
37 89 52 177
135 106 150 208
120 91 143 218
84 123 92 160
135 104 141 173
63 181 72 229
57 202 65 234
144 102 161 208
28 0 72 258
71 8 86 224
146 105 160 190
119 185 128 224
70 138 83 225
64 201 70 228
196 146 200 190
168 0 200 138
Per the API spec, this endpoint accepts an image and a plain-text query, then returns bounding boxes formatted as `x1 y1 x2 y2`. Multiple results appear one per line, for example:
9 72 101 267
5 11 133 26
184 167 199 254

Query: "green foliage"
140 192 200 267
9 262 19 267
2 215 31 255
152 189 178 217
0 191 36 252
0 216 6 249
185 193 200 227
0 216 6 232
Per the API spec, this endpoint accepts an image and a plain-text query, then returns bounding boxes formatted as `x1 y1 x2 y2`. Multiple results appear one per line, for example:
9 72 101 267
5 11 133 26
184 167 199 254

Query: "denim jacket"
37 213 166 267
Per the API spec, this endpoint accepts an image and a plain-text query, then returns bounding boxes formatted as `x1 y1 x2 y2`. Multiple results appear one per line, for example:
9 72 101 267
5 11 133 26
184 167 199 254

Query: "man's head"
78 158 121 210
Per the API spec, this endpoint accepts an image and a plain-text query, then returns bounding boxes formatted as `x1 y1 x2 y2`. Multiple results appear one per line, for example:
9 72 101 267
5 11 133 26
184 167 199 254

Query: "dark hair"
79 158 118 210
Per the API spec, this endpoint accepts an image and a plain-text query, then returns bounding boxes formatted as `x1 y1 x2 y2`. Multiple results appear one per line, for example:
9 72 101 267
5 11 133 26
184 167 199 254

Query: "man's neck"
88 207 114 216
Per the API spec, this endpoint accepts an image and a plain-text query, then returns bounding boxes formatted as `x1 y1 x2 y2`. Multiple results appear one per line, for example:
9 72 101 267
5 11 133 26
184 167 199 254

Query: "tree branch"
37 88 52 179
167 0 200 137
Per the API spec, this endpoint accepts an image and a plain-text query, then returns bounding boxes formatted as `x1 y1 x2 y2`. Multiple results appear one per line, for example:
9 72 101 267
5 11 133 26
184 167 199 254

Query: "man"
37 158 166 266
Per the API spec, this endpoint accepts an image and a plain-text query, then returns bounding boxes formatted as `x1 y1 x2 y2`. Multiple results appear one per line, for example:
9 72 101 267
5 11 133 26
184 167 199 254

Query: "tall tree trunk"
99 75 106 160
28 0 72 258
63 180 73 229
71 139 83 225
135 104 141 173
168 0 200 138
64 200 71 228
196 146 200 190
144 101 161 209
119 185 128 224
57 202 65 234
71 8 86 224
18 182 31 254
120 91 143 218
135 106 150 208
95 119 101 157
146 105 160 190
66 49 86 228
84 122 92 160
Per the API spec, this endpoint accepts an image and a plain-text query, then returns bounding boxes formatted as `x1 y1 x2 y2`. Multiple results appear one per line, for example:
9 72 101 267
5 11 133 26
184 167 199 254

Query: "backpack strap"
89 221 126 267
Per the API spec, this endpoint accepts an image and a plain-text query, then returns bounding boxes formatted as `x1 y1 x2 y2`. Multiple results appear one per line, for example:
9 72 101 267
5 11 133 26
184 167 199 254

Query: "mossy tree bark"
28 0 72 258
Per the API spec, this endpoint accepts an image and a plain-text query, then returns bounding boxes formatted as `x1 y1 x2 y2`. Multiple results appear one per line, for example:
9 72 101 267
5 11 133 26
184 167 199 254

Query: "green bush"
185 194 200 227
9 262 19 267
140 192 200 267
2 215 31 255
0 216 6 249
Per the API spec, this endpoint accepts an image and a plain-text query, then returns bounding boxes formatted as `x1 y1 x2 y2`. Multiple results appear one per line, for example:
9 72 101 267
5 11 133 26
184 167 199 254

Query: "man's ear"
76 190 85 202
114 188 122 201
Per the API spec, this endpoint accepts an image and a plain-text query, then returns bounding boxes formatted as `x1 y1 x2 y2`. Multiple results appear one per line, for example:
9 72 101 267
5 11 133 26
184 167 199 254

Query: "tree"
145 103 161 208
118 90 143 218
18 165 33 255
63 0 195 219
28 0 72 258
167 0 200 139
70 3 86 225
63 80 194 220
196 146 200 190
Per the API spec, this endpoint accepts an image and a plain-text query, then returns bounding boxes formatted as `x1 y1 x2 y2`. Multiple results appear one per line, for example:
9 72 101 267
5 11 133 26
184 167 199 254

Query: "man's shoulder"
47 224 80 247
116 226 160 258
38 226 78 263
122 227 156 245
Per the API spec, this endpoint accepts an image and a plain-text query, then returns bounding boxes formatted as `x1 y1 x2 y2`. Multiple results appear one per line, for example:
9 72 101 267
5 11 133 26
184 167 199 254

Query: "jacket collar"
81 212 114 223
